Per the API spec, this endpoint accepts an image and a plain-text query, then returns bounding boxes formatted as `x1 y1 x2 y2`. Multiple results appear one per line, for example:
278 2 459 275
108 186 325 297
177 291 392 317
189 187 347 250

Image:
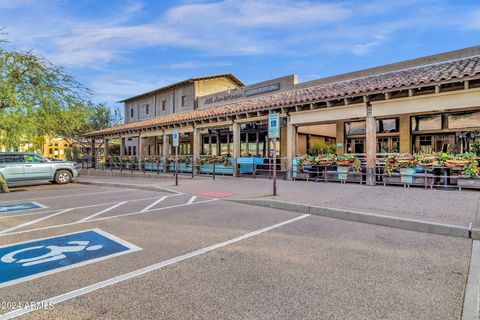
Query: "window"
447 112 480 129
130 109 134 118
378 119 399 133
412 115 442 131
181 95 187 107
145 104 149 115
162 100 167 111
203 135 211 155
346 119 398 136
0 154 24 163
345 121 366 136
347 138 365 153
24 154 45 163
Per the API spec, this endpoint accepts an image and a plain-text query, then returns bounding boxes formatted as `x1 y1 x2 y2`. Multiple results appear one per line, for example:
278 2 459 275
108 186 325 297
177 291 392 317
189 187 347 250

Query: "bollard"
213 160 216 180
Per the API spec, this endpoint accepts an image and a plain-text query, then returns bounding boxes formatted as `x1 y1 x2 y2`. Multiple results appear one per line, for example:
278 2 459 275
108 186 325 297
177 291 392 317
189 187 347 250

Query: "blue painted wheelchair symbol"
0 202 47 214
0 229 141 288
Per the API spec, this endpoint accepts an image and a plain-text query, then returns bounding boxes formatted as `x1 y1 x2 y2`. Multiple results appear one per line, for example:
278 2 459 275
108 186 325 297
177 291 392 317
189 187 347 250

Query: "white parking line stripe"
186 196 197 204
0 189 136 205
0 195 181 220
0 209 74 235
77 202 128 222
140 197 168 212
0 213 310 319
0 199 218 238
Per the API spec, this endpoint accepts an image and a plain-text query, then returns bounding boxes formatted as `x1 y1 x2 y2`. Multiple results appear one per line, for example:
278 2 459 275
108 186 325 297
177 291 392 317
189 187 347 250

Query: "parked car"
0 152 79 184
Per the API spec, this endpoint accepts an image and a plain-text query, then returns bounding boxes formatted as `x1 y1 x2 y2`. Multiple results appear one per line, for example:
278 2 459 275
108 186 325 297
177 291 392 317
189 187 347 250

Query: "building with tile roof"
85 46 480 183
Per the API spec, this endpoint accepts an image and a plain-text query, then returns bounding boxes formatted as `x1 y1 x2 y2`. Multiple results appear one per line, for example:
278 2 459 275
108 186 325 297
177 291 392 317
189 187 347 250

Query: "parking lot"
0 182 472 319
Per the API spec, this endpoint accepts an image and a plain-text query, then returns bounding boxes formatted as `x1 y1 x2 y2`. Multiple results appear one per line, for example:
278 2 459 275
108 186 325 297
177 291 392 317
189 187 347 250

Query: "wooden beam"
408 89 414 97
384 92 391 100
435 85 441 94
326 100 335 107
464 80 470 90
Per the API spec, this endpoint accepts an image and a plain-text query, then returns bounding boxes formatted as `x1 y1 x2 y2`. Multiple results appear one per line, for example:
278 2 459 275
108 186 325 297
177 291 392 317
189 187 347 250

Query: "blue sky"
1 0 480 108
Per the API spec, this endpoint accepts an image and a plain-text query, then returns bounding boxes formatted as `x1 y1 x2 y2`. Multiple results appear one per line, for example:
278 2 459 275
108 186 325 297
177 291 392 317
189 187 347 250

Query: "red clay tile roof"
87 55 480 137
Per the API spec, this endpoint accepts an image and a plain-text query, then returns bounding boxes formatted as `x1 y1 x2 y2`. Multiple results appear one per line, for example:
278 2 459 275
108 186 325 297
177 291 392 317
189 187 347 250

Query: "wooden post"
365 98 376 186
103 138 109 170
232 122 241 177
120 137 125 157
91 138 96 169
104 138 109 158
138 135 143 172
193 128 201 178
163 132 169 172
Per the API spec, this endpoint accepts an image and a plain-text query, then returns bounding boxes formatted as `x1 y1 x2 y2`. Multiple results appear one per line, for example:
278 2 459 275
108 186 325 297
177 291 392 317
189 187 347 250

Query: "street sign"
268 113 279 139
172 128 179 147
0 229 141 288
0 202 47 214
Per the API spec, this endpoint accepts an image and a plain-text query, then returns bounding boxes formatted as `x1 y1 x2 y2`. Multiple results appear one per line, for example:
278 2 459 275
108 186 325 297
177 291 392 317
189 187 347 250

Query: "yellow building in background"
42 137 73 160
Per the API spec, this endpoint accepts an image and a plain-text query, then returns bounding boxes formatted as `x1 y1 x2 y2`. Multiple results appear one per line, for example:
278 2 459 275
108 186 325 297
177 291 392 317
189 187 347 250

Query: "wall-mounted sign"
336 143 343 147
245 83 280 97
268 113 280 139
203 83 281 105
172 128 179 147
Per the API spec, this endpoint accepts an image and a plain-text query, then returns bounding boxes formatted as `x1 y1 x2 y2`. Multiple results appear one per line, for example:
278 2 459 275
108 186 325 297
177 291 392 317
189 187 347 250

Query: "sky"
1 0 480 110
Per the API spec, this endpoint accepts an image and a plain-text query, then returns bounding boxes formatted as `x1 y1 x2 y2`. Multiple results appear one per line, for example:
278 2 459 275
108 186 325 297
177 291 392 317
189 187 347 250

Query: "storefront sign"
268 113 280 139
172 128 179 147
204 83 281 105
245 83 280 97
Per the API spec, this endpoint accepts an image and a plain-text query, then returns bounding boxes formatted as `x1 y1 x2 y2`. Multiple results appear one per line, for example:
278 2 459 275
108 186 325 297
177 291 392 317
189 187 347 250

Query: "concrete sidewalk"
75 174 480 229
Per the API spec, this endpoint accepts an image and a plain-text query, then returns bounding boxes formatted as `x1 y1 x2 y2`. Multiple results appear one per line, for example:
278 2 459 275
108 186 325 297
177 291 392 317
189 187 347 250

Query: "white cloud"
0 0 34 9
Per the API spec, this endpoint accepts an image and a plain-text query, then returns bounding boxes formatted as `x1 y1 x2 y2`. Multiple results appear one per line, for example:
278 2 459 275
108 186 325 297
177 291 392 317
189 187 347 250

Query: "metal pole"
213 159 216 180
192 156 194 178
273 138 277 196
175 146 179 186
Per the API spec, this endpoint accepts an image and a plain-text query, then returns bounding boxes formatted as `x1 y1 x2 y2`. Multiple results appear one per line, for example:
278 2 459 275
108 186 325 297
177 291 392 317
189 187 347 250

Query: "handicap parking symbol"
0 229 141 288
0 202 47 214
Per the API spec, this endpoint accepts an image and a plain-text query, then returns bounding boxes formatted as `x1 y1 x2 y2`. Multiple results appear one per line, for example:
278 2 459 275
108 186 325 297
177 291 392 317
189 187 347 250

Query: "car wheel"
55 170 72 184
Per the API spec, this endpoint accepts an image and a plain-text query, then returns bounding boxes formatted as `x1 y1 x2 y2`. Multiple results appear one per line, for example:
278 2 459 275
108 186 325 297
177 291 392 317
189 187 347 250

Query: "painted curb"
462 240 480 320
229 199 470 238
75 181 179 194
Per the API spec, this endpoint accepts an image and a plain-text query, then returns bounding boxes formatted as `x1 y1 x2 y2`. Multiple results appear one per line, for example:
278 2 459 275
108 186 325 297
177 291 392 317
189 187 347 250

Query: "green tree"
0 36 123 191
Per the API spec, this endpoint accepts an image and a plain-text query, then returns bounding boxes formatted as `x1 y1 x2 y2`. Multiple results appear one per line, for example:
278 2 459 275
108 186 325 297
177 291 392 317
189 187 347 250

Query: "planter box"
337 166 350 180
326 170 362 183
399 168 416 184
238 157 264 174
384 173 430 185
144 161 164 171
458 177 480 189
167 162 193 173
199 163 234 175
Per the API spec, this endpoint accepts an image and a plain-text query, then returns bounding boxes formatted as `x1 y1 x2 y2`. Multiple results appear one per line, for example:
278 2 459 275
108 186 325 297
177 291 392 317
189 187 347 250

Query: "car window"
24 154 46 163
0 155 25 163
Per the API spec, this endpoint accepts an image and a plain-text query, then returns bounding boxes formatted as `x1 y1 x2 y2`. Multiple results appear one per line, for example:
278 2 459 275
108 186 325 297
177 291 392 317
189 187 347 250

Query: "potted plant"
457 153 480 188
384 153 418 184
335 155 361 181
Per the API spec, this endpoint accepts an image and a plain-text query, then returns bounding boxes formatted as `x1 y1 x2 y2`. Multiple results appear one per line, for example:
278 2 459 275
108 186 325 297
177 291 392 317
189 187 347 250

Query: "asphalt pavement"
0 182 473 319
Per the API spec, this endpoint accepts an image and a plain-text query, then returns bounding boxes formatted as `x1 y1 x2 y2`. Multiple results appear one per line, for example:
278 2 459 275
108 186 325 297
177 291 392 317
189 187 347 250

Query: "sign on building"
268 113 280 139
172 128 179 147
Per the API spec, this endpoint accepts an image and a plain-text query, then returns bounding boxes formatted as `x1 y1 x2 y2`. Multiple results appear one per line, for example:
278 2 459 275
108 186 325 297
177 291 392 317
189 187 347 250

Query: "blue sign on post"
0 202 47 214
0 229 141 288
172 128 179 147
268 113 279 139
